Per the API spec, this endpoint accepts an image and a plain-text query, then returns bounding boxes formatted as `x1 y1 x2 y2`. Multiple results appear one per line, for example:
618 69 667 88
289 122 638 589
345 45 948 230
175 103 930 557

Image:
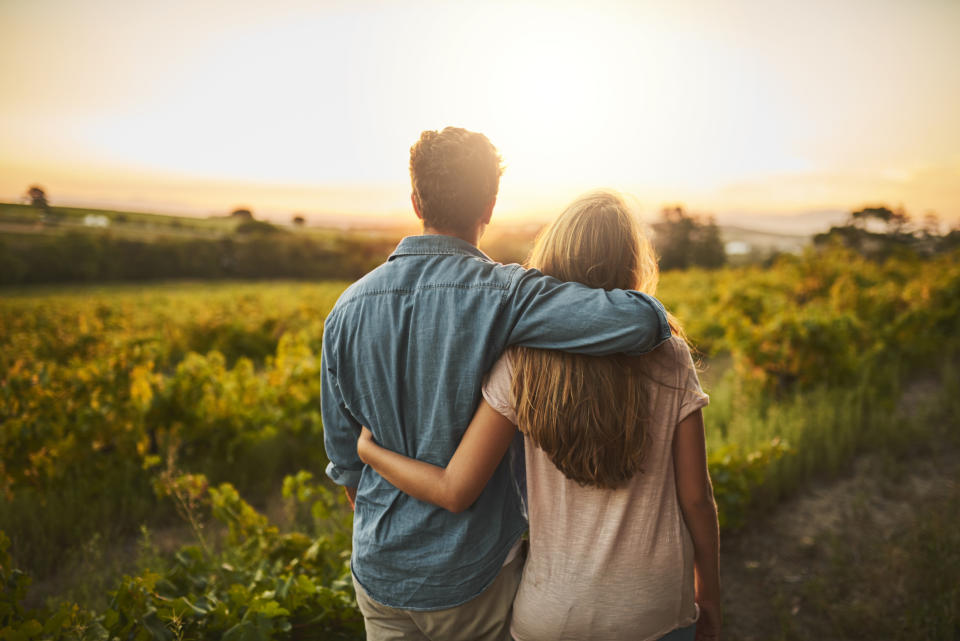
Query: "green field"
2 245 959 639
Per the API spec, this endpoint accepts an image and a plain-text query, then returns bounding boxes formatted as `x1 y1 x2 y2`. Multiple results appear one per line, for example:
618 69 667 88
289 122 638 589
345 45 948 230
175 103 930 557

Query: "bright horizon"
2 0 959 228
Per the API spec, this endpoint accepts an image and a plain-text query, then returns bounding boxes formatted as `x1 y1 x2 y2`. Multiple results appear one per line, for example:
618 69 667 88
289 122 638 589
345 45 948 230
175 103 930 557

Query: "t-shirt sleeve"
482 352 518 425
676 338 709 423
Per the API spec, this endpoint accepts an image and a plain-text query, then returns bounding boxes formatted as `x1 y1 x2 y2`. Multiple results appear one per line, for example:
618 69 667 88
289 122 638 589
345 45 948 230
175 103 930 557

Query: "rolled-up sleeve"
322 320 363 488
505 267 671 355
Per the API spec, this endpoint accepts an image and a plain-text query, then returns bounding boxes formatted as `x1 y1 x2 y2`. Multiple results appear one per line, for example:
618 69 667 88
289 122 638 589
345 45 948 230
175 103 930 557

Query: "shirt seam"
501 263 524 309
388 236 493 261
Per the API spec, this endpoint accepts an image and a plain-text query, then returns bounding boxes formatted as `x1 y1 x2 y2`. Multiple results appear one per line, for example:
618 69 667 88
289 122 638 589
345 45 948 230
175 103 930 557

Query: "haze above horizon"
1 0 959 227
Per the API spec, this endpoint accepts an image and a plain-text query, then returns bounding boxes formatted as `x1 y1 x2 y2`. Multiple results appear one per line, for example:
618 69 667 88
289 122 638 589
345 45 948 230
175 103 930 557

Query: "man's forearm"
508 271 671 356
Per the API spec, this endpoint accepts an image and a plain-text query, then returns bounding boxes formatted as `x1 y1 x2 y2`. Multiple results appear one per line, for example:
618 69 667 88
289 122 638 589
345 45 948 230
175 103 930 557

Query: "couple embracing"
322 127 721 641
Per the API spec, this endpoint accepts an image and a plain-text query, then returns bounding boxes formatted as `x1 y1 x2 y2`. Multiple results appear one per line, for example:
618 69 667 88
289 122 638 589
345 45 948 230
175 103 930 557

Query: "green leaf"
141 608 173 641
177 597 209 616
222 620 270 641
102 608 120 629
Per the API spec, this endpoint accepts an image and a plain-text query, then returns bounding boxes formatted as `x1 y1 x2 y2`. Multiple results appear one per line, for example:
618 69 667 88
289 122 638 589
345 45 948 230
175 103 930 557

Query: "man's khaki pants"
353 554 524 641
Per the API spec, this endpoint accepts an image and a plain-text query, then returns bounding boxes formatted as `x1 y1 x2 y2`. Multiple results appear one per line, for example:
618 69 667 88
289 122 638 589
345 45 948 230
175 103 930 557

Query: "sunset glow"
1 0 958 225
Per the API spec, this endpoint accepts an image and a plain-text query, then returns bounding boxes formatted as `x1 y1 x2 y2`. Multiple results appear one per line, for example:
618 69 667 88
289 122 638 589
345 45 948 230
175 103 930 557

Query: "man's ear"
481 197 496 226
411 193 423 221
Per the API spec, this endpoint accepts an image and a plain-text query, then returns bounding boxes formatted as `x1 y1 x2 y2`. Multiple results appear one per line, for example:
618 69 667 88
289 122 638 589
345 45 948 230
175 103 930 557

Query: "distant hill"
718 225 810 257
0 202 235 237
713 210 848 235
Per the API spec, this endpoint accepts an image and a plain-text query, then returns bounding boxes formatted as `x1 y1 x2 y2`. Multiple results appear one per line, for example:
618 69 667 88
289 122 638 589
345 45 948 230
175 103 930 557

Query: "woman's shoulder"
646 335 696 371
488 350 515 381
628 336 698 397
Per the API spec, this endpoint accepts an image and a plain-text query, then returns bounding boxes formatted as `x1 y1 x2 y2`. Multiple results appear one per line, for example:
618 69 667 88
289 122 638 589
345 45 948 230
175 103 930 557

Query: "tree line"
813 205 960 258
0 232 394 285
5 185 957 285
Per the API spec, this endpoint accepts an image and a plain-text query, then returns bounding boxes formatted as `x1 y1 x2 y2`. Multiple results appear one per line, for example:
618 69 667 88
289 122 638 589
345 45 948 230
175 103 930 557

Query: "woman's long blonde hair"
510 190 684 489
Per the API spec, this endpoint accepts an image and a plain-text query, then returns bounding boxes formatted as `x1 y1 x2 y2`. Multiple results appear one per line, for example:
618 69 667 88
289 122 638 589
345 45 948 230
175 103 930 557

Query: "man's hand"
343 486 357 510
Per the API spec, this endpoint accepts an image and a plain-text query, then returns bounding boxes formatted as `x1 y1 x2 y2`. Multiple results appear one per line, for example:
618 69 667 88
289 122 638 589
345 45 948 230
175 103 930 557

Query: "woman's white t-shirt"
482 336 709 641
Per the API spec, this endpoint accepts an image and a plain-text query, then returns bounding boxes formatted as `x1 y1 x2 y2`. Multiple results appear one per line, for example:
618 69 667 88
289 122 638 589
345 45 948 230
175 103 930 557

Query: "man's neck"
421 225 483 247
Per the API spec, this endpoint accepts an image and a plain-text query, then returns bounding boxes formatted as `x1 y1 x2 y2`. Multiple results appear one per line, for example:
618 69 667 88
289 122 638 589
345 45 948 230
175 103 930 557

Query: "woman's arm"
673 408 722 641
357 399 518 513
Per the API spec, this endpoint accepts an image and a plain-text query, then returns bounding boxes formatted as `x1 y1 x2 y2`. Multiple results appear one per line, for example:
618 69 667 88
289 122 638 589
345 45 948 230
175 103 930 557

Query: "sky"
1 0 959 227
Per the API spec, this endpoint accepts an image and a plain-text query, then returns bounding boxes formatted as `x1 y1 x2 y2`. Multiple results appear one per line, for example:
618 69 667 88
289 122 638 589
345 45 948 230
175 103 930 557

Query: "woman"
357 190 721 641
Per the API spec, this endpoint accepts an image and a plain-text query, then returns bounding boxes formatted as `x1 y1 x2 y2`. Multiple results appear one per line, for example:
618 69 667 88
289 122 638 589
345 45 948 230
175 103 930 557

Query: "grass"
701 350 960 528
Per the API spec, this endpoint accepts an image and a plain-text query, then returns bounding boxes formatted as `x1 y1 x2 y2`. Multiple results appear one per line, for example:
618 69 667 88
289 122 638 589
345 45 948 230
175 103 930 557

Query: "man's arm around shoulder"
505 266 671 355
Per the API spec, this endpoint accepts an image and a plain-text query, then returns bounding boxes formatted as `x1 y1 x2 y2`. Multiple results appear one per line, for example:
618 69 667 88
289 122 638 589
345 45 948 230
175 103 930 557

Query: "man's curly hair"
409 127 504 235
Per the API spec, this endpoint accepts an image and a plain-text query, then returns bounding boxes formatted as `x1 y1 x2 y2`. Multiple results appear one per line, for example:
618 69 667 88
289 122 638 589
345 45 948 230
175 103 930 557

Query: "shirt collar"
388 234 492 262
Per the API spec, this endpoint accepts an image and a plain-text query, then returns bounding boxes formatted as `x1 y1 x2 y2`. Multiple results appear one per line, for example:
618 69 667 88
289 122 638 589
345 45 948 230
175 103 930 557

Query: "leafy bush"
708 438 792 530
0 472 363 640
0 283 343 577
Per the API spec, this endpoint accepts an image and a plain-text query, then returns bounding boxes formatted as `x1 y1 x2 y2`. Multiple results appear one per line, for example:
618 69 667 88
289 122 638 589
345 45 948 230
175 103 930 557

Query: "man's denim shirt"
322 235 671 611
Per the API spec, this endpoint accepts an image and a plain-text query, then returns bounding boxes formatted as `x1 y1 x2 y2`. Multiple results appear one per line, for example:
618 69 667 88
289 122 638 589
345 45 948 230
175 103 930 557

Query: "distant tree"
655 206 693 270
814 204 956 258
652 206 726 270
849 205 909 234
694 216 726 269
292 215 306 227
27 185 49 211
230 208 254 221
921 212 941 238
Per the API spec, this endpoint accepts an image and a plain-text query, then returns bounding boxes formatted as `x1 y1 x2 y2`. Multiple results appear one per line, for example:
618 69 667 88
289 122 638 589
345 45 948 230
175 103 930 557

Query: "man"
322 127 671 640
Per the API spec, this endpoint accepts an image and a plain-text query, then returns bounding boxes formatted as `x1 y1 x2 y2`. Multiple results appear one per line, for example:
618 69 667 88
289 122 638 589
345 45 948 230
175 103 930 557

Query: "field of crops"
2 245 959 639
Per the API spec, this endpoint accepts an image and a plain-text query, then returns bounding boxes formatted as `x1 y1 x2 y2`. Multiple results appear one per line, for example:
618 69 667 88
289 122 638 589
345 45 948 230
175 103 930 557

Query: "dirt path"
720 430 959 640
